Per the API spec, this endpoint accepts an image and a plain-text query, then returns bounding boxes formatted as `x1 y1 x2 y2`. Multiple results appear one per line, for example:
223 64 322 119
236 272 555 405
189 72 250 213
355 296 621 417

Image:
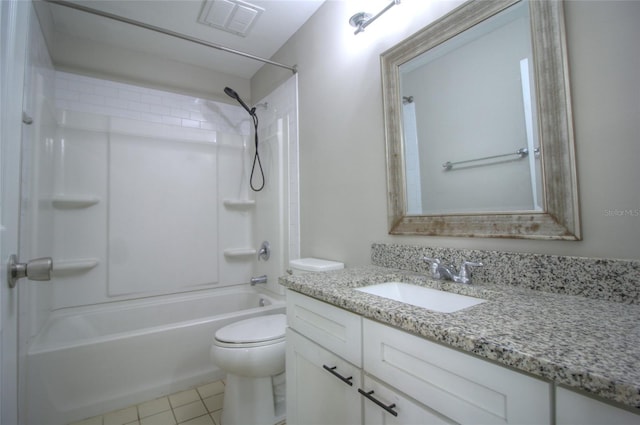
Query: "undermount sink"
355 282 486 313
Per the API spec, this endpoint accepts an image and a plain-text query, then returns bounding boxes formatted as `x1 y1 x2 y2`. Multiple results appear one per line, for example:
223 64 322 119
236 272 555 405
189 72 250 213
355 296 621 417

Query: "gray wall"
252 0 640 265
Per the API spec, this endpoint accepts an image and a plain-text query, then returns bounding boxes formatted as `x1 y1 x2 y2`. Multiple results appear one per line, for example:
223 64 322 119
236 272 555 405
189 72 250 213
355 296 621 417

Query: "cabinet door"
361 375 455 425
556 387 640 424
286 328 363 425
364 319 551 425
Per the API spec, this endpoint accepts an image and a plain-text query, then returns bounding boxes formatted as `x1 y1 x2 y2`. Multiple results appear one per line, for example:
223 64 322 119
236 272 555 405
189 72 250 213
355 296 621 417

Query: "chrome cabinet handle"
358 389 398 417
322 365 353 386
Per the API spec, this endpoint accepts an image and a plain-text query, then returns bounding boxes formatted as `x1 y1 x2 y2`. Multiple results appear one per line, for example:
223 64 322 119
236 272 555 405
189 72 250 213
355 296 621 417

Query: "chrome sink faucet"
423 257 483 284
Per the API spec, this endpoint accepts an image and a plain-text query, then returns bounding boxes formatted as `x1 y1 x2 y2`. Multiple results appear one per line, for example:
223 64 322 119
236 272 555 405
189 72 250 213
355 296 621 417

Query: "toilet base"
221 374 285 425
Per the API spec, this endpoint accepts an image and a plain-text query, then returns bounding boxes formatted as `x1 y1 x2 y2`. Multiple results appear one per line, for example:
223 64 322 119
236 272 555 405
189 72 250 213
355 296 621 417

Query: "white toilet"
211 313 287 425
211 259 343 425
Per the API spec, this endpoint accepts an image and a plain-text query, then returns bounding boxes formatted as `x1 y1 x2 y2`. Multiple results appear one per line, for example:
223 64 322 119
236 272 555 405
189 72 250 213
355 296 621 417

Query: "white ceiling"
35 0 325 79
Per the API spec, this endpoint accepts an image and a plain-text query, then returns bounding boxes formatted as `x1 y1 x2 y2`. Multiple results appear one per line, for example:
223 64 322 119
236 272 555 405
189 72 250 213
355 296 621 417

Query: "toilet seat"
214 314 286 347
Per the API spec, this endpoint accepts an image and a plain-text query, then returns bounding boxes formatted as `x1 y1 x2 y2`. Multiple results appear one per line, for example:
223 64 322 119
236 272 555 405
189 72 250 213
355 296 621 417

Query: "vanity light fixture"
349 0 401 35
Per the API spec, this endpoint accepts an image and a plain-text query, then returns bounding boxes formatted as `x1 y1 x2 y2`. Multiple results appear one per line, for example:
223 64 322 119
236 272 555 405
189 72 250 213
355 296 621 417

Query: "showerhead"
223 86 238 98
224 86 255 115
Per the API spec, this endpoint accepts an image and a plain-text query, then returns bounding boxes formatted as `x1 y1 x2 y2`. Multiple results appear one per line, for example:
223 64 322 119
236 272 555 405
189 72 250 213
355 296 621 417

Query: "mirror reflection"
381 0 580 239
400 0 543 215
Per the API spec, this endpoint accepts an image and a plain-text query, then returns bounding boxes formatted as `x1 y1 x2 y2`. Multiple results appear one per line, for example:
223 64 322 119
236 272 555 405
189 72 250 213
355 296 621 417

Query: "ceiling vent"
198 0 265 37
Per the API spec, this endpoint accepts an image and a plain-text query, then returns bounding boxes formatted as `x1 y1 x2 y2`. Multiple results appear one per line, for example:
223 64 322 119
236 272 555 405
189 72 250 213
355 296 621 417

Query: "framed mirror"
381 0 580 239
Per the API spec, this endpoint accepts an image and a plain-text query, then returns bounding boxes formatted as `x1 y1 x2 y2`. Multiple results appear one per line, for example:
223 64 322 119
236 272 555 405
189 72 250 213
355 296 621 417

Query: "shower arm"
43 0 298 74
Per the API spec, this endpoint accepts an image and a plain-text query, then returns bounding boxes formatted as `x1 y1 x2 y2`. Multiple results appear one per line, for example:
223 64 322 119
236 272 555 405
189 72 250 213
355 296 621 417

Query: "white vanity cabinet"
556 387 640 424
285 291 437 425
364 319 551 424
286 290 363 425
286 290 552 425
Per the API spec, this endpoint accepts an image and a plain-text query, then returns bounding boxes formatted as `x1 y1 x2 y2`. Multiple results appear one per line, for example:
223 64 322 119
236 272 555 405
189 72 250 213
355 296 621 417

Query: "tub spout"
250 275 268 285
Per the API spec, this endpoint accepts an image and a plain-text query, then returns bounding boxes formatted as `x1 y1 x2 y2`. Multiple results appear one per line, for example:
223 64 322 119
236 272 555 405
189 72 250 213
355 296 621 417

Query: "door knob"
7 255 53 288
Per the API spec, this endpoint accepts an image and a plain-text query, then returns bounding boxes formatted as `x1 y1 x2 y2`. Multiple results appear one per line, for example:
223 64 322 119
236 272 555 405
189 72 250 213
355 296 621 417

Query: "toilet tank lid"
289 258 344 272
215 314 286 344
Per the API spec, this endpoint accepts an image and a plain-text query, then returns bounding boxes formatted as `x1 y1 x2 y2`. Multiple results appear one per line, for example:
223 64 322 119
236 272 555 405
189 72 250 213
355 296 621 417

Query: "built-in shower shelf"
52 258 99 276
223 248 257 258
52 194 100 209
223 199 256 208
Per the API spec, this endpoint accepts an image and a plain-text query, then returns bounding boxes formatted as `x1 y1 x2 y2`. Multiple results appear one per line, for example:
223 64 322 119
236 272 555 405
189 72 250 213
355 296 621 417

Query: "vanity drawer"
363 319 551 425
286 290 362 366
361 374 455 425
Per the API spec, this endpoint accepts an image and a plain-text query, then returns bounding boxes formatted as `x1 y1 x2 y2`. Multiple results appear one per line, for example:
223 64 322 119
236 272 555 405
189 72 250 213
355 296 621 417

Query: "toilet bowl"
210 313 286 425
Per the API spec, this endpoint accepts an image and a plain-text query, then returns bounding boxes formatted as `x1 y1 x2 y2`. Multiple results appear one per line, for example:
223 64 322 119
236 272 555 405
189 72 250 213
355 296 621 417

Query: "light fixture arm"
350 0 401 35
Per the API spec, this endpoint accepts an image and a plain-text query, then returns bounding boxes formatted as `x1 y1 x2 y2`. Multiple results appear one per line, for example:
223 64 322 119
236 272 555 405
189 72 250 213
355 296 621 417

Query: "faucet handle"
458 261 483 281
258 241 270 261
423 257 442 279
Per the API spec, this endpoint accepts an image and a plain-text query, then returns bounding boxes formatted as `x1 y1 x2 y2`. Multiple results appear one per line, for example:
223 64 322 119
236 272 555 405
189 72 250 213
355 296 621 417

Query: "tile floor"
69 380 225 425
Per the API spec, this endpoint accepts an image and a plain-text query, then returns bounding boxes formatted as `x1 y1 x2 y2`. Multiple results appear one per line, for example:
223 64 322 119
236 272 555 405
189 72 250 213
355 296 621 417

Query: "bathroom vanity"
281 266 640 424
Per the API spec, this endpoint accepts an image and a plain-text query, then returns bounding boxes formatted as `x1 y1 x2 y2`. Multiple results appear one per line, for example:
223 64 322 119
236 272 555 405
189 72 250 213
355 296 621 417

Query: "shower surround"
49 72 258 308
21 60 298 422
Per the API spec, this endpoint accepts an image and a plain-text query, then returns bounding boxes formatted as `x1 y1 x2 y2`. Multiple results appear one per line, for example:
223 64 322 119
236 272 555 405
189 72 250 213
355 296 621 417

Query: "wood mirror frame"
381 0 580 240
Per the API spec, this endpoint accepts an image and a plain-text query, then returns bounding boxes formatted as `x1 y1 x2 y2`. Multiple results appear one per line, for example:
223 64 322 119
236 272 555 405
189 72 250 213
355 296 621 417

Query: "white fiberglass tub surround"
20 72 299 425
26 287 285 425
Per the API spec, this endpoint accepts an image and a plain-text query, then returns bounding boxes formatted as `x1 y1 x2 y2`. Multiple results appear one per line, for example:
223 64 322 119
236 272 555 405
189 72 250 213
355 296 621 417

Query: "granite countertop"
279 265 640 410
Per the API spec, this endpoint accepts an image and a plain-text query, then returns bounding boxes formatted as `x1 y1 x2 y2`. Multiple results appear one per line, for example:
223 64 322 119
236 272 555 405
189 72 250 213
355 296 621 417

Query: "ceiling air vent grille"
198 0 264 37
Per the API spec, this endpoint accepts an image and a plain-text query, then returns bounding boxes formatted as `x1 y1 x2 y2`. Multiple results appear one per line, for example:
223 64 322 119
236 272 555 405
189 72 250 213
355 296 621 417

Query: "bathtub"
25 286 285 425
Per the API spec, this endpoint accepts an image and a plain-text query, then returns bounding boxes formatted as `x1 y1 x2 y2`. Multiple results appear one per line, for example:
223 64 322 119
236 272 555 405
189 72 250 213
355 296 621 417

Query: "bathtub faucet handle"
250 275 268 286
258 241 270 261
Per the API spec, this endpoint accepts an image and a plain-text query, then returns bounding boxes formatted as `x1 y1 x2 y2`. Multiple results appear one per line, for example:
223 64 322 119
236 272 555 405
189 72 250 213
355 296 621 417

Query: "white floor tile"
169 389 200 408
203 394 224 413
138 397 171 418
210 410 222 425
70 381 234 425
104 406 138 425
179 414 214 425
173 400 207 423
139 410 176 425
196 381 224 399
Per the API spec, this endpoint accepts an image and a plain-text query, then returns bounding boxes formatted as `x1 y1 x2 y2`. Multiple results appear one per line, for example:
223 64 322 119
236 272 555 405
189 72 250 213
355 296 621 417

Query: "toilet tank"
289 258 344 275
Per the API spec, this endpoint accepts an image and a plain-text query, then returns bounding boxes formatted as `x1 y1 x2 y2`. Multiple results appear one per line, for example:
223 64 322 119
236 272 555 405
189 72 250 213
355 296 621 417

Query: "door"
1 1 30 424
286 328 363 425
